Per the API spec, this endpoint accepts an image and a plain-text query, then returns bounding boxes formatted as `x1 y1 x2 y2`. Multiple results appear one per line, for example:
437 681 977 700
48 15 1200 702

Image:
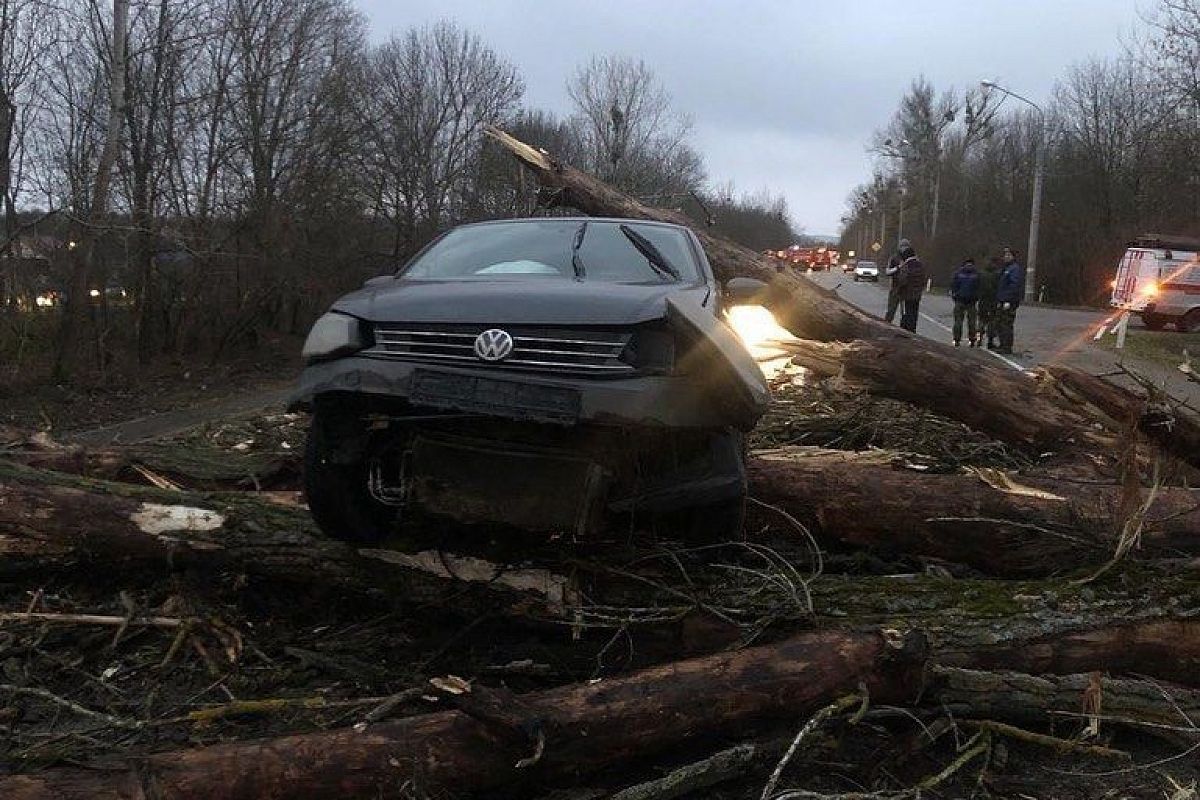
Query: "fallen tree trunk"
929 665 1200 740
1 442 299 490
0 461 578 620
5 458 1200 670
7 445 1196 586
780 339 1112 458
1045 363 1200 471
0 629 926 800
483 126 1191 467
747 447 1200 576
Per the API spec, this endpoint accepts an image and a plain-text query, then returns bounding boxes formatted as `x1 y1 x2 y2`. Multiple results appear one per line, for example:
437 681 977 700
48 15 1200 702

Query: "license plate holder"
410 369 581 424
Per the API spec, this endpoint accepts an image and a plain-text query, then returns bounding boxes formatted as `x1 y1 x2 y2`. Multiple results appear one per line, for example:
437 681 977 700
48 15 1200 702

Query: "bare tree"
364 21 523 256
0 0 55 307
54 0 128 378
567 55 704 200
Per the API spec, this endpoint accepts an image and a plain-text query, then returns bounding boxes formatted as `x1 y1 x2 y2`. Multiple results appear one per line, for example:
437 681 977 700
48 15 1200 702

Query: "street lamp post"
981 79 1045 304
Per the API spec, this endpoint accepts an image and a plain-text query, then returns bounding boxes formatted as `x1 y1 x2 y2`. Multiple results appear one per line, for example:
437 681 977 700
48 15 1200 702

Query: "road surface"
803 268 1198 400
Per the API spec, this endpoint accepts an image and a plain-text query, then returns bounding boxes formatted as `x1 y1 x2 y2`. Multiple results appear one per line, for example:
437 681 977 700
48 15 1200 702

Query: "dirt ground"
2 372 1198 798
0 332 302 435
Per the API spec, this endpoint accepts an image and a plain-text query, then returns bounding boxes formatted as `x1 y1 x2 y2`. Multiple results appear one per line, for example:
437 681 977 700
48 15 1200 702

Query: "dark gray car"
291 217 769 542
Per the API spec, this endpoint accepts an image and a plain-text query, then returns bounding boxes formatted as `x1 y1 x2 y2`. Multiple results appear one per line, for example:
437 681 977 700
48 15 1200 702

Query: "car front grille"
365 324 635 376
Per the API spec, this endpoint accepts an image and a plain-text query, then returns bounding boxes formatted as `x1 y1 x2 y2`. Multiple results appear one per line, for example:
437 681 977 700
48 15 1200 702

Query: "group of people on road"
884 240 1026 355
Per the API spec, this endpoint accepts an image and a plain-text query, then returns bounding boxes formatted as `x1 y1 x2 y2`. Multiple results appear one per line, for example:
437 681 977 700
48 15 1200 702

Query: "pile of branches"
2 131 1200 798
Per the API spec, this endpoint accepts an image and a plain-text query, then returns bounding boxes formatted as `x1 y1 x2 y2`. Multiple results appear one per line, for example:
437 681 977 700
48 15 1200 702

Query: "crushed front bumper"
289 356 736 429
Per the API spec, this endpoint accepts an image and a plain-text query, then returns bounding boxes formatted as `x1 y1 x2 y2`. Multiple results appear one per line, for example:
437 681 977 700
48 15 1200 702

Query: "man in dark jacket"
884 250 904 324
978 257 1002 349
894 241 925 332
995 247 1026 354
950 257 981 346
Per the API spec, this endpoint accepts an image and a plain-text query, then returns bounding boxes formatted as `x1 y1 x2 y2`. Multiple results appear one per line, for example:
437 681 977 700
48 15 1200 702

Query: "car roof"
454 216 692 233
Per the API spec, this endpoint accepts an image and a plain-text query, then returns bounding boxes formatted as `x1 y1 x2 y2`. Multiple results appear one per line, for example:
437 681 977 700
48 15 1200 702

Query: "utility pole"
981 80 1044 303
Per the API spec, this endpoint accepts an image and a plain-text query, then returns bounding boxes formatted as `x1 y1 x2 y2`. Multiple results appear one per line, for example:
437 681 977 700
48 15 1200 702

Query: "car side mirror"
362 275 393 289
724 277 769 305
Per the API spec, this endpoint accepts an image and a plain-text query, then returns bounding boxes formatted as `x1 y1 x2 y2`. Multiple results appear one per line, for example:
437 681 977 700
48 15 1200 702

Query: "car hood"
332 279 711 326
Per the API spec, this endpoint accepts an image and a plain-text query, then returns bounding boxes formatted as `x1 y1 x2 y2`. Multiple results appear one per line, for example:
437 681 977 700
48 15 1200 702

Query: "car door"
667 294 770 431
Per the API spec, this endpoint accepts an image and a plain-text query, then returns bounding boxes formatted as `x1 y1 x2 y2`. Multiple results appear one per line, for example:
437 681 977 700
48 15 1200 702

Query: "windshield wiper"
571 221 588 280
619 224 681 281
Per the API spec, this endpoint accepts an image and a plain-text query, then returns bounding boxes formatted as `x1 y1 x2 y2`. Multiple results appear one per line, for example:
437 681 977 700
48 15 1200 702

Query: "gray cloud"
358 0 1143 234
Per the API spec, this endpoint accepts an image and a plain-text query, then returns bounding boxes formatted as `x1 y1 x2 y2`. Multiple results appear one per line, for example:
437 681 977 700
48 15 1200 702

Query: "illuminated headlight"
726 305 791 349
1141 282 1159 297
302 312 365 363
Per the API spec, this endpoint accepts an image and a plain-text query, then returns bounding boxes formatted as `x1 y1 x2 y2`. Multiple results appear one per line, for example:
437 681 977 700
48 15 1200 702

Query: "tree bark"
747 447 1200 576
780 339 1111 456
482 126 1172 462
928 665 1200 739
1045 363 1200 471
5 443 1198 583
0 629 926 800
0 461 576 621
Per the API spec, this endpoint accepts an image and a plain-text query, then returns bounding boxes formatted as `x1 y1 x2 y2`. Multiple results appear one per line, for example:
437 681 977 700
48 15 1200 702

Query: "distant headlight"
302 312 365 363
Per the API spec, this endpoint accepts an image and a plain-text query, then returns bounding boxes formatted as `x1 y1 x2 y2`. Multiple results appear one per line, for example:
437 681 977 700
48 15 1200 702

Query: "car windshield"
857 262 877 269
401 220 702 283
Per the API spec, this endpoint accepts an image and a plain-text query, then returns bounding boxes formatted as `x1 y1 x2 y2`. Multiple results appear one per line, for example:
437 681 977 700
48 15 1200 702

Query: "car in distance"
853 260 880 282
291 218 770 543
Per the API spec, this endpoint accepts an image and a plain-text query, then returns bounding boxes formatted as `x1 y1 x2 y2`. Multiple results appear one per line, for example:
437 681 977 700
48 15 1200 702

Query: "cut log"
1 443 300 490
0 629 926 800
0 461 577 620
747 447 1200 576
928 666 1200 740
780 339 1110 455
947 618 1200 685
1045 363 1200 471
483 126 1179 463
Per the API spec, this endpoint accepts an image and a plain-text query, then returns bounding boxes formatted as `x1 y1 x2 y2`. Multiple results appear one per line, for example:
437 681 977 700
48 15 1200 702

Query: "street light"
880 142 910 249
981 79 1045 303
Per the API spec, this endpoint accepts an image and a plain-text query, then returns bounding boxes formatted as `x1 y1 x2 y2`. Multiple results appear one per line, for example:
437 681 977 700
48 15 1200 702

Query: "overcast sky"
358 0 1145 235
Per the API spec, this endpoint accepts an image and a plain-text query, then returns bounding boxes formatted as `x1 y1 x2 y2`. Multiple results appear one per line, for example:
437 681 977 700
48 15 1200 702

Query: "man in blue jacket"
950 257 981 347
995 247 1026 354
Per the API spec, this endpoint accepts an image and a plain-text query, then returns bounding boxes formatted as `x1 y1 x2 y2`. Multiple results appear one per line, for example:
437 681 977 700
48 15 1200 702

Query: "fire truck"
765 245 840 272
1110 234 1200 332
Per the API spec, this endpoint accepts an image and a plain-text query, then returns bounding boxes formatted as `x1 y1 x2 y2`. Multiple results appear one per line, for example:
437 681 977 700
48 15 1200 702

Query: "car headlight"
302 312 366 363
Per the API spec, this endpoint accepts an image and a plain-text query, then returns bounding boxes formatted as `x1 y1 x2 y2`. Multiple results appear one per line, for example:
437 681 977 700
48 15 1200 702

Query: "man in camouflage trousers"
994 247 1026 355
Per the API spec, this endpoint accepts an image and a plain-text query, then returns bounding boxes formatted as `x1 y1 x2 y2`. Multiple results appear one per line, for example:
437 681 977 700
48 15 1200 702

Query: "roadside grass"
1094 326 1200 371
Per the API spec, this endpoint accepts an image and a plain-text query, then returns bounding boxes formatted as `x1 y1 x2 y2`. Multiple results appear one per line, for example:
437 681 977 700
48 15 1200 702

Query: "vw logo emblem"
473 328 514 361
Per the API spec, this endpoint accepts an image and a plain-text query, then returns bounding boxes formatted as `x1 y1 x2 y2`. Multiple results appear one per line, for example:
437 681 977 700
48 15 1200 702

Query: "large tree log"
6 444 1196 590
483 126 1188 465
0 461 578 620
1045 362 1200 471
747 447 1200 576
0 629 926 800
5 458 1200 674
7 617 1200 798
929 665 1200 739
780 339 1111 457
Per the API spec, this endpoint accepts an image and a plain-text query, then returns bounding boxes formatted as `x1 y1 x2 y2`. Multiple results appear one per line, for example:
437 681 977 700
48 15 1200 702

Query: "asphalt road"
803 268 1198 401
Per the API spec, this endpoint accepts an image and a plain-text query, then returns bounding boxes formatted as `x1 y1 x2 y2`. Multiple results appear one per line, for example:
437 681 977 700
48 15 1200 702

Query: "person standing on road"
978 256 1001 349
894 240 925 332
949 257 981 347
884 252 903 323
995 246 1026 355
